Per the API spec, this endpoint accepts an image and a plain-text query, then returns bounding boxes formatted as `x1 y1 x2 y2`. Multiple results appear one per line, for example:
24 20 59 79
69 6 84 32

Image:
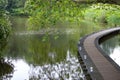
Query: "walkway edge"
78 27 120 80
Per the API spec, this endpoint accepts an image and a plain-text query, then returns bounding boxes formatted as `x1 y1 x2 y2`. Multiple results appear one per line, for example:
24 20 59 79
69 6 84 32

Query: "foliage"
96 0 120 4
0 15 11 39
0 0 8 10
25 0 120 30
5 0 26 15
0 11 11 51
25 0 84 30
10 8 27 16
84 3 120 26
0 0 11 49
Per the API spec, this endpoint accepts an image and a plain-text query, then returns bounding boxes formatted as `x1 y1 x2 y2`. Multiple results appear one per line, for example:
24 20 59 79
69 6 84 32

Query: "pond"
100 34 120 67
0 16 106 80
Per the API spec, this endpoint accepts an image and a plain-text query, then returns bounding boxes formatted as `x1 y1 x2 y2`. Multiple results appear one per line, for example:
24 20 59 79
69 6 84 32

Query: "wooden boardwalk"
78 27 120 80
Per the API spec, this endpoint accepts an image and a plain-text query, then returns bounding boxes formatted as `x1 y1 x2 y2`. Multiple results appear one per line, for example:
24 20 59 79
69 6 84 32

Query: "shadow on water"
0 36 14 80
0 57 14 80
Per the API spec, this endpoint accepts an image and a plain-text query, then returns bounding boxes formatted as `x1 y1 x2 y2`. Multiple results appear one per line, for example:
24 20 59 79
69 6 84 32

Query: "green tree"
25 0 83 30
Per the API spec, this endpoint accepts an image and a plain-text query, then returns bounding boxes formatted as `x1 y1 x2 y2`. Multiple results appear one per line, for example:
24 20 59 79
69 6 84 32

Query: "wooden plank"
78 27 120 80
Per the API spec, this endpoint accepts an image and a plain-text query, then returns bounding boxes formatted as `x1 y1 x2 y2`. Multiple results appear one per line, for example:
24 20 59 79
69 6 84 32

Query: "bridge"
78 27 120 80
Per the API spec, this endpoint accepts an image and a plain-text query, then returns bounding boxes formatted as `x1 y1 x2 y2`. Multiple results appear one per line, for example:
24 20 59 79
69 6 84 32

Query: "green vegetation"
0 2 12 78
84 3 120 26
24 0 120 30
25 0 84 30
0 11 11 39
6 0 26 16
0 0 11 51
0 0 120 33
0 1 120 79
0 0 120 44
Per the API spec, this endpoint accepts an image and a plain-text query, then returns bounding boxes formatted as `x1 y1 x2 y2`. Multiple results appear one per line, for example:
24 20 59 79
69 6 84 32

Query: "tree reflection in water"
0 57 14 80
29 51 84 80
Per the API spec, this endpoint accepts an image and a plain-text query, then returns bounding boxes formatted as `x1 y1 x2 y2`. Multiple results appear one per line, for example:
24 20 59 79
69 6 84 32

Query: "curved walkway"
78 27 120 80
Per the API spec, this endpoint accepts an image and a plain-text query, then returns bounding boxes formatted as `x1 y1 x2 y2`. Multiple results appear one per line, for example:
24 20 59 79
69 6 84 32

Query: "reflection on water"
3 50 83 80
0 16 107 80
100 34 120 66
0 58 14 80
2 31 84 80
30 51 83 80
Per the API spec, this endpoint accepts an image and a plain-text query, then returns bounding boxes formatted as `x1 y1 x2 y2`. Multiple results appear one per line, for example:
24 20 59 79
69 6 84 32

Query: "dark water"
0 16 106 80
100 34 120 67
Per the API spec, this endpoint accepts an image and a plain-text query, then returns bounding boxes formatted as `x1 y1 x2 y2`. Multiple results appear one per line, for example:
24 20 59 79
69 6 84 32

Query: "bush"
0 10 11 40
84 3 120 26
25 0 83 30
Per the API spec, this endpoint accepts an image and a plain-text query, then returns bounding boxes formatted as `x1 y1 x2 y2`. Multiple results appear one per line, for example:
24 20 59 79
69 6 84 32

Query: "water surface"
100 34 120 67
0 16 106 80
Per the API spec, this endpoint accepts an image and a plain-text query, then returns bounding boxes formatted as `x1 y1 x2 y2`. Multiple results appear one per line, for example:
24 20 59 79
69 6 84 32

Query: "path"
78 27 120 80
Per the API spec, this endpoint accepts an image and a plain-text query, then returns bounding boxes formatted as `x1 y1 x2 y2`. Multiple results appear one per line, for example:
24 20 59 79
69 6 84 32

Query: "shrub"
0 10 11 40
84 3 120 26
